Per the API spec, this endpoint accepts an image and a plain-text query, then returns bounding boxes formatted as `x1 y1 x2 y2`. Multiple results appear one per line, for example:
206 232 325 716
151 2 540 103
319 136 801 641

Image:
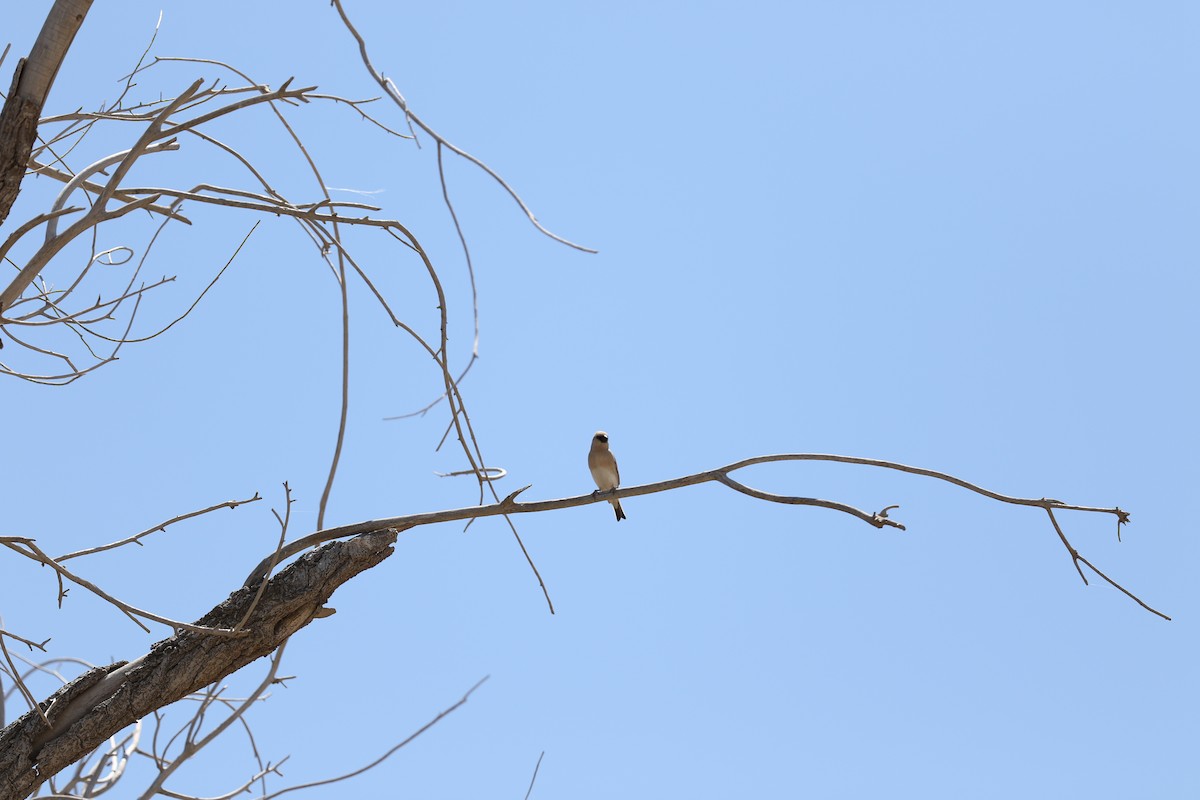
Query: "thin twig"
0 636 50 728
3 539 249 637
259 676 489 800
0 629 51 651
330 0 596 253
315 243 350 531
235 484 293 633
524 751 546 800
134 644 290 800
57 493 262 561
1044 508 1169 620
89 220 260 345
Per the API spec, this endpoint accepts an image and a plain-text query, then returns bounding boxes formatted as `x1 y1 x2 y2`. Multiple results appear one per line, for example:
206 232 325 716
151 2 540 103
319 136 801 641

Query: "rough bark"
0 529 397 800
0 0 93 229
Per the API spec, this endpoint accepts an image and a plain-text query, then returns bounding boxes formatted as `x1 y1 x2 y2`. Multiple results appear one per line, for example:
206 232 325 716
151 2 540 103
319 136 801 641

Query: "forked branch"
0 530 397 800
241 452 1163 619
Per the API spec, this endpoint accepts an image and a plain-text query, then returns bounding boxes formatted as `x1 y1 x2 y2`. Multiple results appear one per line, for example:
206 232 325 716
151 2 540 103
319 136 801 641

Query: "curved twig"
43 140 180 242
330 0 596 254
133 643 290 800
257 676 488 800
2 539 250 637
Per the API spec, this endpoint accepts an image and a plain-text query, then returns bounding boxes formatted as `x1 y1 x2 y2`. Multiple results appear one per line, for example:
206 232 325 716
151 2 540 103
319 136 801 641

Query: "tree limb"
0 0 93 226
240 452 1163 619
0 529 397 800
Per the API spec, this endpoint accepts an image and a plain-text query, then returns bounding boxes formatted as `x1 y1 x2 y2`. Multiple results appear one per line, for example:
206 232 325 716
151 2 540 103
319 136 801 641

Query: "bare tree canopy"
1 3 1192 798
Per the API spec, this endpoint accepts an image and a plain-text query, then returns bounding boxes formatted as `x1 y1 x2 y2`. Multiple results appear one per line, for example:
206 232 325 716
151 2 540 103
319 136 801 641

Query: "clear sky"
3 2 1197 798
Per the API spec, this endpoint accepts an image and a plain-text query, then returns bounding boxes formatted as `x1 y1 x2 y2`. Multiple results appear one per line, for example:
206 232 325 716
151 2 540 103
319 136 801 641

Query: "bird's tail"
612 499 626 521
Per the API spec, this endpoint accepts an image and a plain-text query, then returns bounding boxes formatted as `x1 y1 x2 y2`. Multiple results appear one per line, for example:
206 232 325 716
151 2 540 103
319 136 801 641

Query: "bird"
588 430 626 521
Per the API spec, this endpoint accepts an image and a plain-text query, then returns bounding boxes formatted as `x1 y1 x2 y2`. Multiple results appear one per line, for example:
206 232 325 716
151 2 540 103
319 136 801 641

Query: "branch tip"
501 485 533 506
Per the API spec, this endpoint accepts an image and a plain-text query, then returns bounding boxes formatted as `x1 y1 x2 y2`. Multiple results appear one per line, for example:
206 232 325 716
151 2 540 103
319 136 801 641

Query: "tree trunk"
0 0 93 229
0 529 397 800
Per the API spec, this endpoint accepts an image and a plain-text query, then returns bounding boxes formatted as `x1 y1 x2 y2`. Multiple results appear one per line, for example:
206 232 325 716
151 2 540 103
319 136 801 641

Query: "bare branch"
1044 508 1169 620
110 186 403 227
42 140 180 242
134 644 290 800
235 484 294 633
524 751 546 800
330 0 596 253
435 466 508 481
1 539 250 637
0 190 167 317
315 242 350 532
57 493 262 562
0 530 397 800
0 641 49 734
0 630 51 653
242 452 1162 618
259 675 489 800
0 207 81 278
90 219 259 345
0 0 94 225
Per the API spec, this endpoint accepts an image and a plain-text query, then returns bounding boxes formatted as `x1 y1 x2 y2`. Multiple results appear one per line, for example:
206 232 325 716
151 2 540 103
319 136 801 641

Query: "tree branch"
0 529 397 800
0 0 93 225
240 452 1163 619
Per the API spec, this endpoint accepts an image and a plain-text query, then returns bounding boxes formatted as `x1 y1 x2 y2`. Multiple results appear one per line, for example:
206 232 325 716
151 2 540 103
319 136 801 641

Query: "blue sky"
3 2 1197 797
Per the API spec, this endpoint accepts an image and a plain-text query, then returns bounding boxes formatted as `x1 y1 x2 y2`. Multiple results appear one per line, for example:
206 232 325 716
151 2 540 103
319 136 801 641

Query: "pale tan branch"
134 644 290 800
235 485 293 633
0 352 115 384
259 675 488 800
0 207 81 278
0 637 50 730
112 187 402 227
84 219 258 345
95 78 203 208
0 629 51 652
315 244 350 532
330 0 596 253
241 452 1160 619
153 761 285 800
157 78 317 141
0 278 143 381
1044 508 1169 620
435 466 508 481
43 140 180 242
382 354 477 420
1 539 249 637
28 159 191 221
57 493 262 562
714 473 901 528
0 192 166 315
150 56 411 140
11 275 173 326
721 453 1129 521
36 83 270 128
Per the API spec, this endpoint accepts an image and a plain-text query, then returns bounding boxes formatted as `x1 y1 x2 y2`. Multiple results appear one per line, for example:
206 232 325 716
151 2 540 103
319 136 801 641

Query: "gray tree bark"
0 530 397 800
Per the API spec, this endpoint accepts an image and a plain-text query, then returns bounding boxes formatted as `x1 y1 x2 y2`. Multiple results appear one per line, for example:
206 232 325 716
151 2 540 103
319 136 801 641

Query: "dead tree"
0 4 1167 800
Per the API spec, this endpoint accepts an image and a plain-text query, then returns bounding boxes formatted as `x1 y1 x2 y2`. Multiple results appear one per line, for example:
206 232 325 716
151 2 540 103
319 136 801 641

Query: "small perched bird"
588 430 626 521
